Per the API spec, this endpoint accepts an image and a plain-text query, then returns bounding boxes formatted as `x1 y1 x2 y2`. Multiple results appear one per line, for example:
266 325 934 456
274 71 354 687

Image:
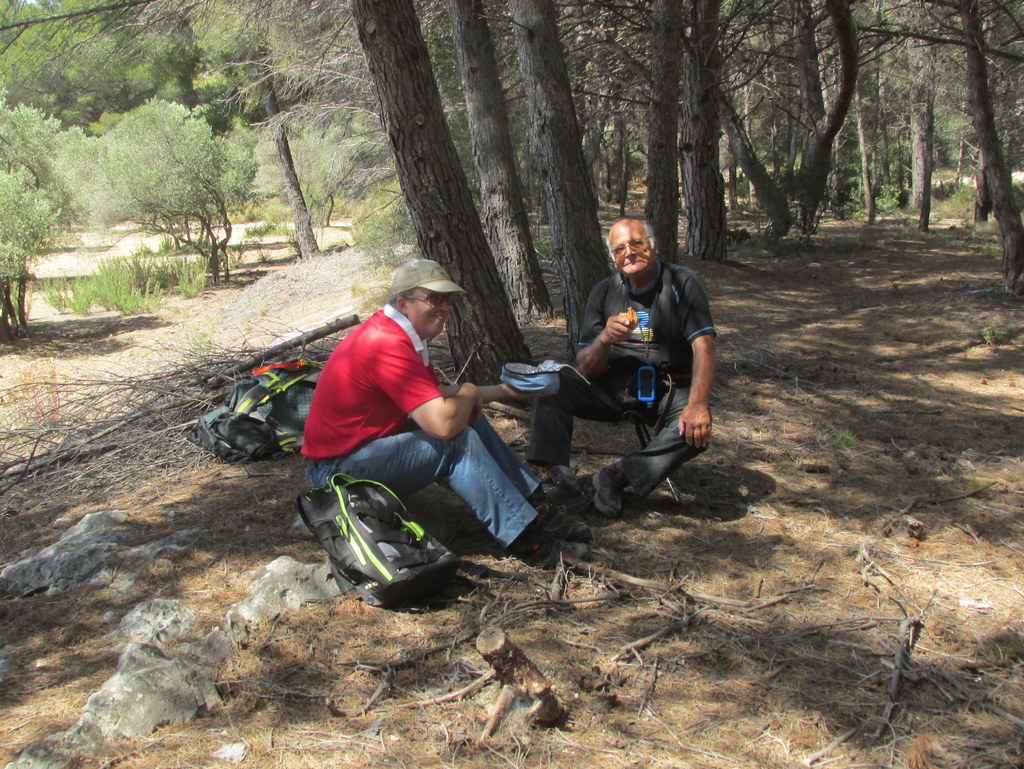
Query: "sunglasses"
406 292 460 308
611 238 650 258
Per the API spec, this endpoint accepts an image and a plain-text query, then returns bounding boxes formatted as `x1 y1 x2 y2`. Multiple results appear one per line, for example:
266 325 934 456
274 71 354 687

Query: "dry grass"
1 220 1023 769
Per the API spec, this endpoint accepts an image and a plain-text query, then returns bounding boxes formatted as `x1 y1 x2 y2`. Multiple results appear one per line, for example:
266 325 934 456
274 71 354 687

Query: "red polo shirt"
301 310 442 459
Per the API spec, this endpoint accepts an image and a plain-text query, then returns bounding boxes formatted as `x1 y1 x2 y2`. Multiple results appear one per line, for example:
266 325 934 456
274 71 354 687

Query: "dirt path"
1 221 1022 769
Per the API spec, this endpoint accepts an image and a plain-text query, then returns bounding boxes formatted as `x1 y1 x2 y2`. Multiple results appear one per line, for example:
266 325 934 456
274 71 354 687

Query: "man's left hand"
679 403 712 448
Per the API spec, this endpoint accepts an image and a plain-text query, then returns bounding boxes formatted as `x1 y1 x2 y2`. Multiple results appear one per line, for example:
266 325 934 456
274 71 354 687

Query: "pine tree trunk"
679 0 725 262
507 0 610 348
910 49 935 233
855 91 876 225
264 85 321 260
446 0 553 323
720 98 792 236
960 0 1024 295
795 0 858 234
352 0 532 377
645 0 684 263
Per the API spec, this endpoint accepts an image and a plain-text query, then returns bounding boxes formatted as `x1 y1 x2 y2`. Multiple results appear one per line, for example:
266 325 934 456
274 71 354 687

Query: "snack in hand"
618 307 639 327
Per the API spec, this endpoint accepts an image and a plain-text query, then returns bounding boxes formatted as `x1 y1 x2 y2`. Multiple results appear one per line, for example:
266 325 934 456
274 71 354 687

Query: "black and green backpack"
188 360 320 463
297 473 460 608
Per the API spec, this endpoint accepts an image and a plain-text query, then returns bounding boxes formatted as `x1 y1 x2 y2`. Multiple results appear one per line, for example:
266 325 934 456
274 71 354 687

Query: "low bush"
41 245 207 316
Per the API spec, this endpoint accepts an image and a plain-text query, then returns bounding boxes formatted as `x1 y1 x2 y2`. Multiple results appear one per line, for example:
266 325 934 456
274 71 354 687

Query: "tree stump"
475 626 563 729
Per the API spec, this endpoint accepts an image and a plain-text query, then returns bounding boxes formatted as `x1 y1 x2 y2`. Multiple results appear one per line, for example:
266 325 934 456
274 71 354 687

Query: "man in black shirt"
527 218 717 517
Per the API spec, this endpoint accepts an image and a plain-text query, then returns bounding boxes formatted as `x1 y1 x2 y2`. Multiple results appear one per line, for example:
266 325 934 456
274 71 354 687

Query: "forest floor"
1 216 1022 769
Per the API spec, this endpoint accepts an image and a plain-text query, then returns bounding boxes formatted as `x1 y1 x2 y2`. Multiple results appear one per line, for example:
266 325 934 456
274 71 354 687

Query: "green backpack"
297 474 460 608
188 360 320 462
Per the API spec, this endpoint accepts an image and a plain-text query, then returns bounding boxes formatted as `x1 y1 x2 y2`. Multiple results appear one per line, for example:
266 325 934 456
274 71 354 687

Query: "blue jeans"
305 417 540 547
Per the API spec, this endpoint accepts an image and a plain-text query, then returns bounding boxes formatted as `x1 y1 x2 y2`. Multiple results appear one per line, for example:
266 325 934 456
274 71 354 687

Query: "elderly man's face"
608 220 657 284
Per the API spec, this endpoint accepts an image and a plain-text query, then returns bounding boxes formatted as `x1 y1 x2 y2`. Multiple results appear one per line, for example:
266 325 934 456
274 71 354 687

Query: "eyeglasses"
406 292 460 308
611 238 650 258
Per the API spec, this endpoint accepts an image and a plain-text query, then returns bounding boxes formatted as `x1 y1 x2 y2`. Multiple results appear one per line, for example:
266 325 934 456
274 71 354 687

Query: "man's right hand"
599 313 637 344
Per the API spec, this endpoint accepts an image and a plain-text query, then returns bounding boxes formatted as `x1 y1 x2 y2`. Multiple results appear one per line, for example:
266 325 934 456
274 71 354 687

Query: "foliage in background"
350 194 417 271
0 96 76 341
98 100 257 284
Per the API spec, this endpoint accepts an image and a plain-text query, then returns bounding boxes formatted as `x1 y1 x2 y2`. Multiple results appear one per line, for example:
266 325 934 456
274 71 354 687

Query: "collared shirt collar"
383 303 430 364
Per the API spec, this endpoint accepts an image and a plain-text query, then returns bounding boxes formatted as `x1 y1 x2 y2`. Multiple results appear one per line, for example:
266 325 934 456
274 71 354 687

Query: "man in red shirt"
302 259 590 565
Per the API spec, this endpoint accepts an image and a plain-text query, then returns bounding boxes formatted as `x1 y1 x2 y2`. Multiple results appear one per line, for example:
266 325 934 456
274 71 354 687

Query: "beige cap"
389 259 465 295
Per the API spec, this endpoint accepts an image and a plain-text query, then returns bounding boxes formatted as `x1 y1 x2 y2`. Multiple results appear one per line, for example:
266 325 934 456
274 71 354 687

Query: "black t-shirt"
579 262 716 380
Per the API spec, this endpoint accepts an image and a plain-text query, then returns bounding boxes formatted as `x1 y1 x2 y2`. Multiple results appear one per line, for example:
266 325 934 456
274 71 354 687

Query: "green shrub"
980 324 1007 346
66 281 96 315
40 278 73 312
828 429 859 450
245 220 290 239
43 246 207 316
352 196 417 270
977 240 1002 260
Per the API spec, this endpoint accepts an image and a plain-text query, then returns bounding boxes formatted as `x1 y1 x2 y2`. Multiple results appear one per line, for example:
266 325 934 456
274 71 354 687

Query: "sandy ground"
1 219 1022 769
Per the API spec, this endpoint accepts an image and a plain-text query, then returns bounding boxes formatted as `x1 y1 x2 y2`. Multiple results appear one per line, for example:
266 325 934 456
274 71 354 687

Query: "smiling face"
608 219 658 289
395 289 459 340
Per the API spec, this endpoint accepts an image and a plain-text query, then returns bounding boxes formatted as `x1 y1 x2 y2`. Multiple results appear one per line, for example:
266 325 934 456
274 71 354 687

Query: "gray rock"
79 643 220 740
0 646 14 684
226 556 338 643
0 512 202 597
5 556 336 769
117 599 198 645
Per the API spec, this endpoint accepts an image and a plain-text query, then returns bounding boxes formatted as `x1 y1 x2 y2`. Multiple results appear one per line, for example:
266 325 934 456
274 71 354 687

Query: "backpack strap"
602 264 678 367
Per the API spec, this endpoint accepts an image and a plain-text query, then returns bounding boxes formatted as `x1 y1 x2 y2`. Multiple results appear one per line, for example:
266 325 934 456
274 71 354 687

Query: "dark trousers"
525 368 705 497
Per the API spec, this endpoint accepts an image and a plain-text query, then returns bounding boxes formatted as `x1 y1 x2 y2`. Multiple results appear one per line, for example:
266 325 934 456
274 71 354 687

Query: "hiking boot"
541 465 587 509
535 503 593 543
593 464 628 518
507 518 591 567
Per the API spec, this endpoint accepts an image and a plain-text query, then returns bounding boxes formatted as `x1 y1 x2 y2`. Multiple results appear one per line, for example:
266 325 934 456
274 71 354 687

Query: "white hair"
607 219 657 256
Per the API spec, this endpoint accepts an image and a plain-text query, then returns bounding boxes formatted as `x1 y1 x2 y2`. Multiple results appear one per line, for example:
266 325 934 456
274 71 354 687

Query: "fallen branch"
204 313 359 386
612 621 687 664
480 684 515 741
804 725 858 766
564 557 777 610
875 614 924 737
396 670 496 709
928 481 998 505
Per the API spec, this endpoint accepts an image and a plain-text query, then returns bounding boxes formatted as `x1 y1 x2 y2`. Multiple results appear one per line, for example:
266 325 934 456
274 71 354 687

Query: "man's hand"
599 313 636 344
679 402 712 448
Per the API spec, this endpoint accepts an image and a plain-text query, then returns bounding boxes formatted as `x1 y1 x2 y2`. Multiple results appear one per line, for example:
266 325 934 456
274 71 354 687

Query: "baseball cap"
389 259 465 296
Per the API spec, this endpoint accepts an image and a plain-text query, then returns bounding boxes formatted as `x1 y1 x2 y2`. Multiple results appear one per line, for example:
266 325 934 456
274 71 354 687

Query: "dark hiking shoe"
507 519 591 567
592 465 628 518
536 503 594 543
541 465 587 509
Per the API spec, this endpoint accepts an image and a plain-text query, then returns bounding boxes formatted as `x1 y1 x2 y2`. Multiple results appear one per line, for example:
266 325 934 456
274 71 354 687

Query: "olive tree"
100 100 256 284
0 98 74 343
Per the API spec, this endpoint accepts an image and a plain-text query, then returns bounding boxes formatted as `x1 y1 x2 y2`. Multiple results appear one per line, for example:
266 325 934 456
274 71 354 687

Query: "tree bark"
854 91 876 225
351 0 531 378
263 84 321 260
645 0 684 262
794 0 858 234
615 114 628 216
446 0 553 323
960 0 1024 295
507 0 610 349
476 626 563 726
679 0 726 262
720 97 792 236
910 47 935 233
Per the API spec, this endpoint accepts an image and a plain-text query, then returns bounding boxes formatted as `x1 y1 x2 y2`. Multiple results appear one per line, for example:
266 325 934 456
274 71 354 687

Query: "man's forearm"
687 336 716 406
577 338 612 379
